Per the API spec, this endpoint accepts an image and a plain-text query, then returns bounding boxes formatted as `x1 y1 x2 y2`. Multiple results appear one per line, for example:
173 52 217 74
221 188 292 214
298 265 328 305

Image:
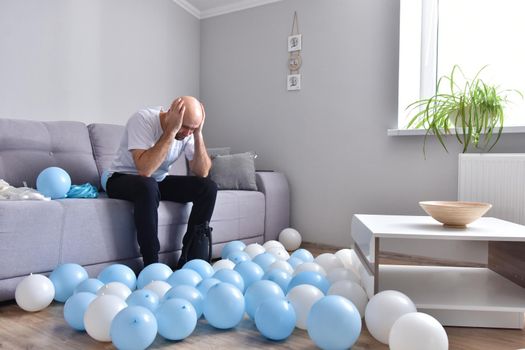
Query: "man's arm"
132 99 185 177
189 132 212 177
189 103 212 177
132 133 174 177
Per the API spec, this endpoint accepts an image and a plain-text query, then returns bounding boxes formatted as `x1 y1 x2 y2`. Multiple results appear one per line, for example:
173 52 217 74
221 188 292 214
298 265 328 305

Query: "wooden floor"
1 243 525 349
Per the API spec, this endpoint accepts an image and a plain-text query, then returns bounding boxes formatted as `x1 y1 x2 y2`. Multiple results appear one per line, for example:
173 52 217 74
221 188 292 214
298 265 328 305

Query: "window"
397 0 525 129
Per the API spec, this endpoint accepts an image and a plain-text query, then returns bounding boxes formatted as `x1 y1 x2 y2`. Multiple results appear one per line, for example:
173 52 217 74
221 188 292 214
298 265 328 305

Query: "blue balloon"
203 283 245 329
263 268 292 293
255 298 296 341
98 264 137 290
110 306 158 350
155 298 197 340
100 170 110 192
196 278 221 297
227 250 251 265
164 285 204 318
74 278 104 295
307 295 362 350
167 268 202 287
183 259 214 279
244 280 285 319
221 240 246 259
252 253 277 272
126 289 160 313
63 292 96 331
212 269 245 292
287 256 304 269
288 271 330 294
50 263 88 302
36 167 71 199
291 249 314 263
136 263 172 289
233 261 264 292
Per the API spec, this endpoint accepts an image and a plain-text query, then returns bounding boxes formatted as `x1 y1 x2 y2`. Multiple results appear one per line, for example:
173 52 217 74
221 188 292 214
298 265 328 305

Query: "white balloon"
278 228 302 251
262 240 285 251
365 290 417 344
349 249 362 269
268 260 294 275
328 280 368 318
244 243 266 258
84 295 127 342
358 262 368 280
361 273 375 299
326 267 360 285
334 249 354 269
15 274 55 312
389 312 448 350
293 262 327 277
96 282 131 300
213 259 236 272
286 285 324 330
143 280 172 299
314 253 344 274
266 247 290 261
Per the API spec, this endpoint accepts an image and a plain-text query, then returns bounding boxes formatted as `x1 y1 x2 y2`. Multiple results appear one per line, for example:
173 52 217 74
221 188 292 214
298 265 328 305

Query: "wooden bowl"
419 201 492 227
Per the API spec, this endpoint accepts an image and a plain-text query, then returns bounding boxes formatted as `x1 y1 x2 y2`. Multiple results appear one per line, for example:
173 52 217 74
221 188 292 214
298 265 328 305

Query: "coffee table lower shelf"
377 265 525 329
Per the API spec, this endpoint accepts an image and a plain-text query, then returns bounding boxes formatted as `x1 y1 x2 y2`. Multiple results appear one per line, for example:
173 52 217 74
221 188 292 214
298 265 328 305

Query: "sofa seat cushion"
0 201 63 279
211 190 265 243
57 190 264 265
58 198 138 265
58 198 192 265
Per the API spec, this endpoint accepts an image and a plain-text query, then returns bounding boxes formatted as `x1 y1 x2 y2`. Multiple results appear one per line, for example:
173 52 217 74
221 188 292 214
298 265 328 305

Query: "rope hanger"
288 11 302 74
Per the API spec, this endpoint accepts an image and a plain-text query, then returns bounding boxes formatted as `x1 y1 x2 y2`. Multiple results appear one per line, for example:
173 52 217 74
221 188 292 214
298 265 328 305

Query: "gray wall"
0 0 200 125
200 0 525 247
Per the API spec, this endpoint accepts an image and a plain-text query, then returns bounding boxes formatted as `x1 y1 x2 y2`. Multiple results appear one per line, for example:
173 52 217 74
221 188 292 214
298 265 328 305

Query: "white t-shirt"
108 107 195 182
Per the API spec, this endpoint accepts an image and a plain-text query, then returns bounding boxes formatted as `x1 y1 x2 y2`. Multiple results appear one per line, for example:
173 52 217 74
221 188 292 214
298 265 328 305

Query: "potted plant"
406 65 522 155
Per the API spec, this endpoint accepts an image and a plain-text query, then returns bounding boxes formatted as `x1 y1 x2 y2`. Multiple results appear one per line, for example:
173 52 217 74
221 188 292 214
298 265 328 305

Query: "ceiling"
174 0 283 19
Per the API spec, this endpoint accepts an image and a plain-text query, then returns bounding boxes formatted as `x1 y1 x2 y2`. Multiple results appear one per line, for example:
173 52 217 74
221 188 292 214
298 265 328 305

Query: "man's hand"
195 103 206 135
165 98 185 136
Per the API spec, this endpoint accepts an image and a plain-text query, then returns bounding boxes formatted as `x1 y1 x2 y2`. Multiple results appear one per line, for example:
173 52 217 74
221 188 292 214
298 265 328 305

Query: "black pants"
106 173 218 265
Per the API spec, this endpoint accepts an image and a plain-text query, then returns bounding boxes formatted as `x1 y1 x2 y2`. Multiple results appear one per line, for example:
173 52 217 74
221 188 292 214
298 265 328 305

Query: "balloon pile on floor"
15 227 448 350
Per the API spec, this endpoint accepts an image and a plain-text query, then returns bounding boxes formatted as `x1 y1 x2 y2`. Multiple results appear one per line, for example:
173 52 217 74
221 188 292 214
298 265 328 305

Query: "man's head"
170 96 203 140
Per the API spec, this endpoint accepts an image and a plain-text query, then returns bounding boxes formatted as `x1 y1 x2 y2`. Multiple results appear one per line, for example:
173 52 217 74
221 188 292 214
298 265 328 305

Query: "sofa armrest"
256 172 290 242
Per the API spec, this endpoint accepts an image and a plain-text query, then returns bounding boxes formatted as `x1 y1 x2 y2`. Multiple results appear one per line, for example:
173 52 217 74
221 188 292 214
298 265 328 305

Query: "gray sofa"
0 118 290 301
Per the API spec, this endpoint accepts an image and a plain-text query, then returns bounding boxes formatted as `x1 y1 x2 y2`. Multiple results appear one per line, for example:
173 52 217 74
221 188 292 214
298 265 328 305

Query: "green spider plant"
406 65 522 156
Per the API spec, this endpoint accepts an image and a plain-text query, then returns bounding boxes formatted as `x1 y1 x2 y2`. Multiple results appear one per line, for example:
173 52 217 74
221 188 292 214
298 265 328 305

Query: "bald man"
106 96 217 269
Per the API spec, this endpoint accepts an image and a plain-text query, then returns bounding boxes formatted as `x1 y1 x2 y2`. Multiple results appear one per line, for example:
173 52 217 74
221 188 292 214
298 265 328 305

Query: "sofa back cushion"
0 119 100 188
88 123 188 182
87 123 124 178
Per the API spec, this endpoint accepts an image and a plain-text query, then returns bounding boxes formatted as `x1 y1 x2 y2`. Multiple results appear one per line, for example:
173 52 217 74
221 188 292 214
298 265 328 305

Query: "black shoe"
176 222 213 269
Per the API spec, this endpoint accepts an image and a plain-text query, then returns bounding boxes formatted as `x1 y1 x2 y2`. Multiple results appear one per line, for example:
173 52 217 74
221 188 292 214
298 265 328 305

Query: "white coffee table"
351 214 525 329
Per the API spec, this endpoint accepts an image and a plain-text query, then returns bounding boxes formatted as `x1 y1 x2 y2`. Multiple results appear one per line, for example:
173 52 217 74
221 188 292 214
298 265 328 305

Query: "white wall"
200 0 525 247
0 0 200 125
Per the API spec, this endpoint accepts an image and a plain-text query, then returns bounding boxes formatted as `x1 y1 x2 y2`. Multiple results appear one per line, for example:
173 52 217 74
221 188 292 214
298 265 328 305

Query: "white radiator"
458 154 525 225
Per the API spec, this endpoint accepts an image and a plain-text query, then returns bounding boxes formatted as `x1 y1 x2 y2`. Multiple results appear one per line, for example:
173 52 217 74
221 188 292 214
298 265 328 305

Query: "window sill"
387 126 525 136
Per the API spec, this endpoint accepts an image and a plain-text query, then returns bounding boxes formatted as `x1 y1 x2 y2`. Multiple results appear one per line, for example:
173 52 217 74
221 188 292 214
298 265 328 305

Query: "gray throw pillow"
207 147 231 158
209 152 257 191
